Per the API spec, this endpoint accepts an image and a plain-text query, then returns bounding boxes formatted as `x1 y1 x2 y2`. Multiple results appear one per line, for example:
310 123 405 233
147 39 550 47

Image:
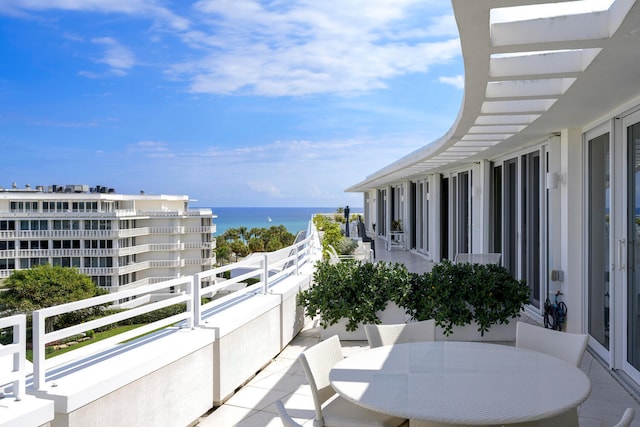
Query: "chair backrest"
613 408 635 427
365 319 436 348
454 253 501 265
515 321 589 367
298 335 344 424
275 400 303 427
325 244 341 264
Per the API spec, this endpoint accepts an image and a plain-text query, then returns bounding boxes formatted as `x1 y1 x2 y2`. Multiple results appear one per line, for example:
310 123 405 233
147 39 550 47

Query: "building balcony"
3 229 639 427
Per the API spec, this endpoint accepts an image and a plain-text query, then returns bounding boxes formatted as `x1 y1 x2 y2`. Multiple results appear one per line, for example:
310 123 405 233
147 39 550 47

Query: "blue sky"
0 0 463 208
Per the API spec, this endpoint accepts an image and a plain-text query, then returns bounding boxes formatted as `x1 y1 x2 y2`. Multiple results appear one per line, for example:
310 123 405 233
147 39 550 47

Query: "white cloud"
247 181 282 197
88 37 135 75
0 0 189 30
170 0 460 96
439 75 464 89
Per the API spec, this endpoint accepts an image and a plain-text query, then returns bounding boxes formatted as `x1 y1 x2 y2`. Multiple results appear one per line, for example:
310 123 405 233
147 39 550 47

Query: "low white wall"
53 344 214 427
208 272 312 405
2 394 54 427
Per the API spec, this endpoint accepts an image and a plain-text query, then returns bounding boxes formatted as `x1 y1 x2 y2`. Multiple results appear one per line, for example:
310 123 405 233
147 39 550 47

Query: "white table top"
329 341 591 425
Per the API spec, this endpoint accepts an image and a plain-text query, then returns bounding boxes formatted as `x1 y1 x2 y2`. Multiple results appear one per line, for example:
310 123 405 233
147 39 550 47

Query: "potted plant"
397 260 529 340
297 259 409 340
298 258 528 341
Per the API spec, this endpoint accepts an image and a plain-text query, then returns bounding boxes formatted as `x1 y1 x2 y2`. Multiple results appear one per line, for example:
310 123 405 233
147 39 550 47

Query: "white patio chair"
275 400 303 427
365 319 436 348
612 407 635 427
509 322 589 427
298 335 407 427
515 321 589 367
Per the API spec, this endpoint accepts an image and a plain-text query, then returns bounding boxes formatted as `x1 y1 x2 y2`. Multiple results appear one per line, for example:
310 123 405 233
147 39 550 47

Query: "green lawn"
26 324 143 361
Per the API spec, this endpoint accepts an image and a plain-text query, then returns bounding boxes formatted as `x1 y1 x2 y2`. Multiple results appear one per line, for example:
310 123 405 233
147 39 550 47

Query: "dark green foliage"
216 225 296 265
297 260 410 331
0 264 108 333
109 304 187 326
399 261 529 335
298 259 529 336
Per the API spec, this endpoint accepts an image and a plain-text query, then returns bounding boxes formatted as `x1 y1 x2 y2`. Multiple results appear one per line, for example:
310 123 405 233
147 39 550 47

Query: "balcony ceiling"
347 0 640 192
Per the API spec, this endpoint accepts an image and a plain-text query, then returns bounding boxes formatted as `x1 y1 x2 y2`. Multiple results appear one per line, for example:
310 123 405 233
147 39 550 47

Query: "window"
53 220 80 230
0 241 15 250
0 221 15 231
0 259 15 269
118 255 135 265
84 257 113 267
93 276 112 287
52 240 80 249
20 220 48 231
85 240 113 249
20 258 47 268
10 201 38 212
85 220 112 230
52 257 80 267
71 201 98 212
20 240 49 249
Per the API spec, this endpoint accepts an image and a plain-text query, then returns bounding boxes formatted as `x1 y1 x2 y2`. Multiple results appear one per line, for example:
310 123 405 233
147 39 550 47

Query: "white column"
430 174 442 262
560 128 584 333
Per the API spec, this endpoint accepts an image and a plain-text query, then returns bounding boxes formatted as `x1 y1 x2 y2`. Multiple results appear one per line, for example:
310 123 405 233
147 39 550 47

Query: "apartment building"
0 183 215 292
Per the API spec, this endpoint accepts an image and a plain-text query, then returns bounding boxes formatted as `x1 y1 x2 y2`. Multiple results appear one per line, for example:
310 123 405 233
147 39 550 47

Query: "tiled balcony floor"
197 244 640 427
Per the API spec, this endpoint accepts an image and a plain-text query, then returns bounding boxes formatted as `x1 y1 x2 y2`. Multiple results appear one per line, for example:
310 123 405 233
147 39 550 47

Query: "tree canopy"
215 225 296 265
0 264 107 314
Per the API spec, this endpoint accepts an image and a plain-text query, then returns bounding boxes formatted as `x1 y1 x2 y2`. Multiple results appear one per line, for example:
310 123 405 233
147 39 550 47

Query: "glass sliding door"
491 164 503 255
587 131 610 352
457 171 471 254
410 182 417 250
441 177 449 259
504 158 518 277
522 152 541 308
625 115 640 380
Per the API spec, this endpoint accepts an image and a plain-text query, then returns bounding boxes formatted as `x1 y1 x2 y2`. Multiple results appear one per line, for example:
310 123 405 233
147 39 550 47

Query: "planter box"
320 307 520 342
319 302 408 341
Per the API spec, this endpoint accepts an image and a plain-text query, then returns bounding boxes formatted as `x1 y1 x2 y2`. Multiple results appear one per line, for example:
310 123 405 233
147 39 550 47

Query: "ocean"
208 207 363 237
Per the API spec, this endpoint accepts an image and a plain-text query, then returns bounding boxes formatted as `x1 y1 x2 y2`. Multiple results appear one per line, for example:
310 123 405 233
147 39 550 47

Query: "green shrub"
397 260 529 336
298 260 410 331
298 259 528 336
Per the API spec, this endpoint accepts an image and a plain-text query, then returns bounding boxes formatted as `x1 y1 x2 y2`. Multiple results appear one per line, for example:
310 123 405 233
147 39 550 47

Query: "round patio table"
329 341 591 426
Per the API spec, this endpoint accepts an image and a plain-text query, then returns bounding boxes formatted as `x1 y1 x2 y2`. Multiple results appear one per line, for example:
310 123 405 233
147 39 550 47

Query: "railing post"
13 315 26 400
295 244 300 275
193 273 201 327
186 274 194 329
262 253 269 294
32 310 45 391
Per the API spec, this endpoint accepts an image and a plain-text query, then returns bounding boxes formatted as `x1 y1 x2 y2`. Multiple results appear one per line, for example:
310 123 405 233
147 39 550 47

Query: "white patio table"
329 341 591 426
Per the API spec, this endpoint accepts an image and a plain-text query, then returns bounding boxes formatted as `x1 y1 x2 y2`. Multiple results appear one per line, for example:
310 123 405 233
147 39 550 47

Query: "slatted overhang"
346 0 640 193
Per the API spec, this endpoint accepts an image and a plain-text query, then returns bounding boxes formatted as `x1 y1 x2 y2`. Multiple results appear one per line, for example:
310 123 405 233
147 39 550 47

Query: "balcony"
3 230 639 427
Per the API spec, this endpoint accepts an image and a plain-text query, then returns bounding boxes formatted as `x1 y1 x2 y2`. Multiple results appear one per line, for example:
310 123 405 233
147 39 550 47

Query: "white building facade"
348 0 640 389
0 184 215 293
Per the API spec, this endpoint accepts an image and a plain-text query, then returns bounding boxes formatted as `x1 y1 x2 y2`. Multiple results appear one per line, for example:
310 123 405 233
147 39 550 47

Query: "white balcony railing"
0 314 27 401
31 276 195 390
28 225 318 395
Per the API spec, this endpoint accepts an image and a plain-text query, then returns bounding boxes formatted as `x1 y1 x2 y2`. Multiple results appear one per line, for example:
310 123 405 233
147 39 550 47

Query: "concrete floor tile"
224 385 289 411
249 370 308 392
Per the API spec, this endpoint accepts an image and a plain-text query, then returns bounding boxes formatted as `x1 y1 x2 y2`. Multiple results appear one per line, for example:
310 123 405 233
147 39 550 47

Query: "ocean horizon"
206 206 363 237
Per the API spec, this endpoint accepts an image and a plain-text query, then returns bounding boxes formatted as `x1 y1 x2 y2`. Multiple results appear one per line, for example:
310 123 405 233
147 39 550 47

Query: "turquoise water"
208 207 363 236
